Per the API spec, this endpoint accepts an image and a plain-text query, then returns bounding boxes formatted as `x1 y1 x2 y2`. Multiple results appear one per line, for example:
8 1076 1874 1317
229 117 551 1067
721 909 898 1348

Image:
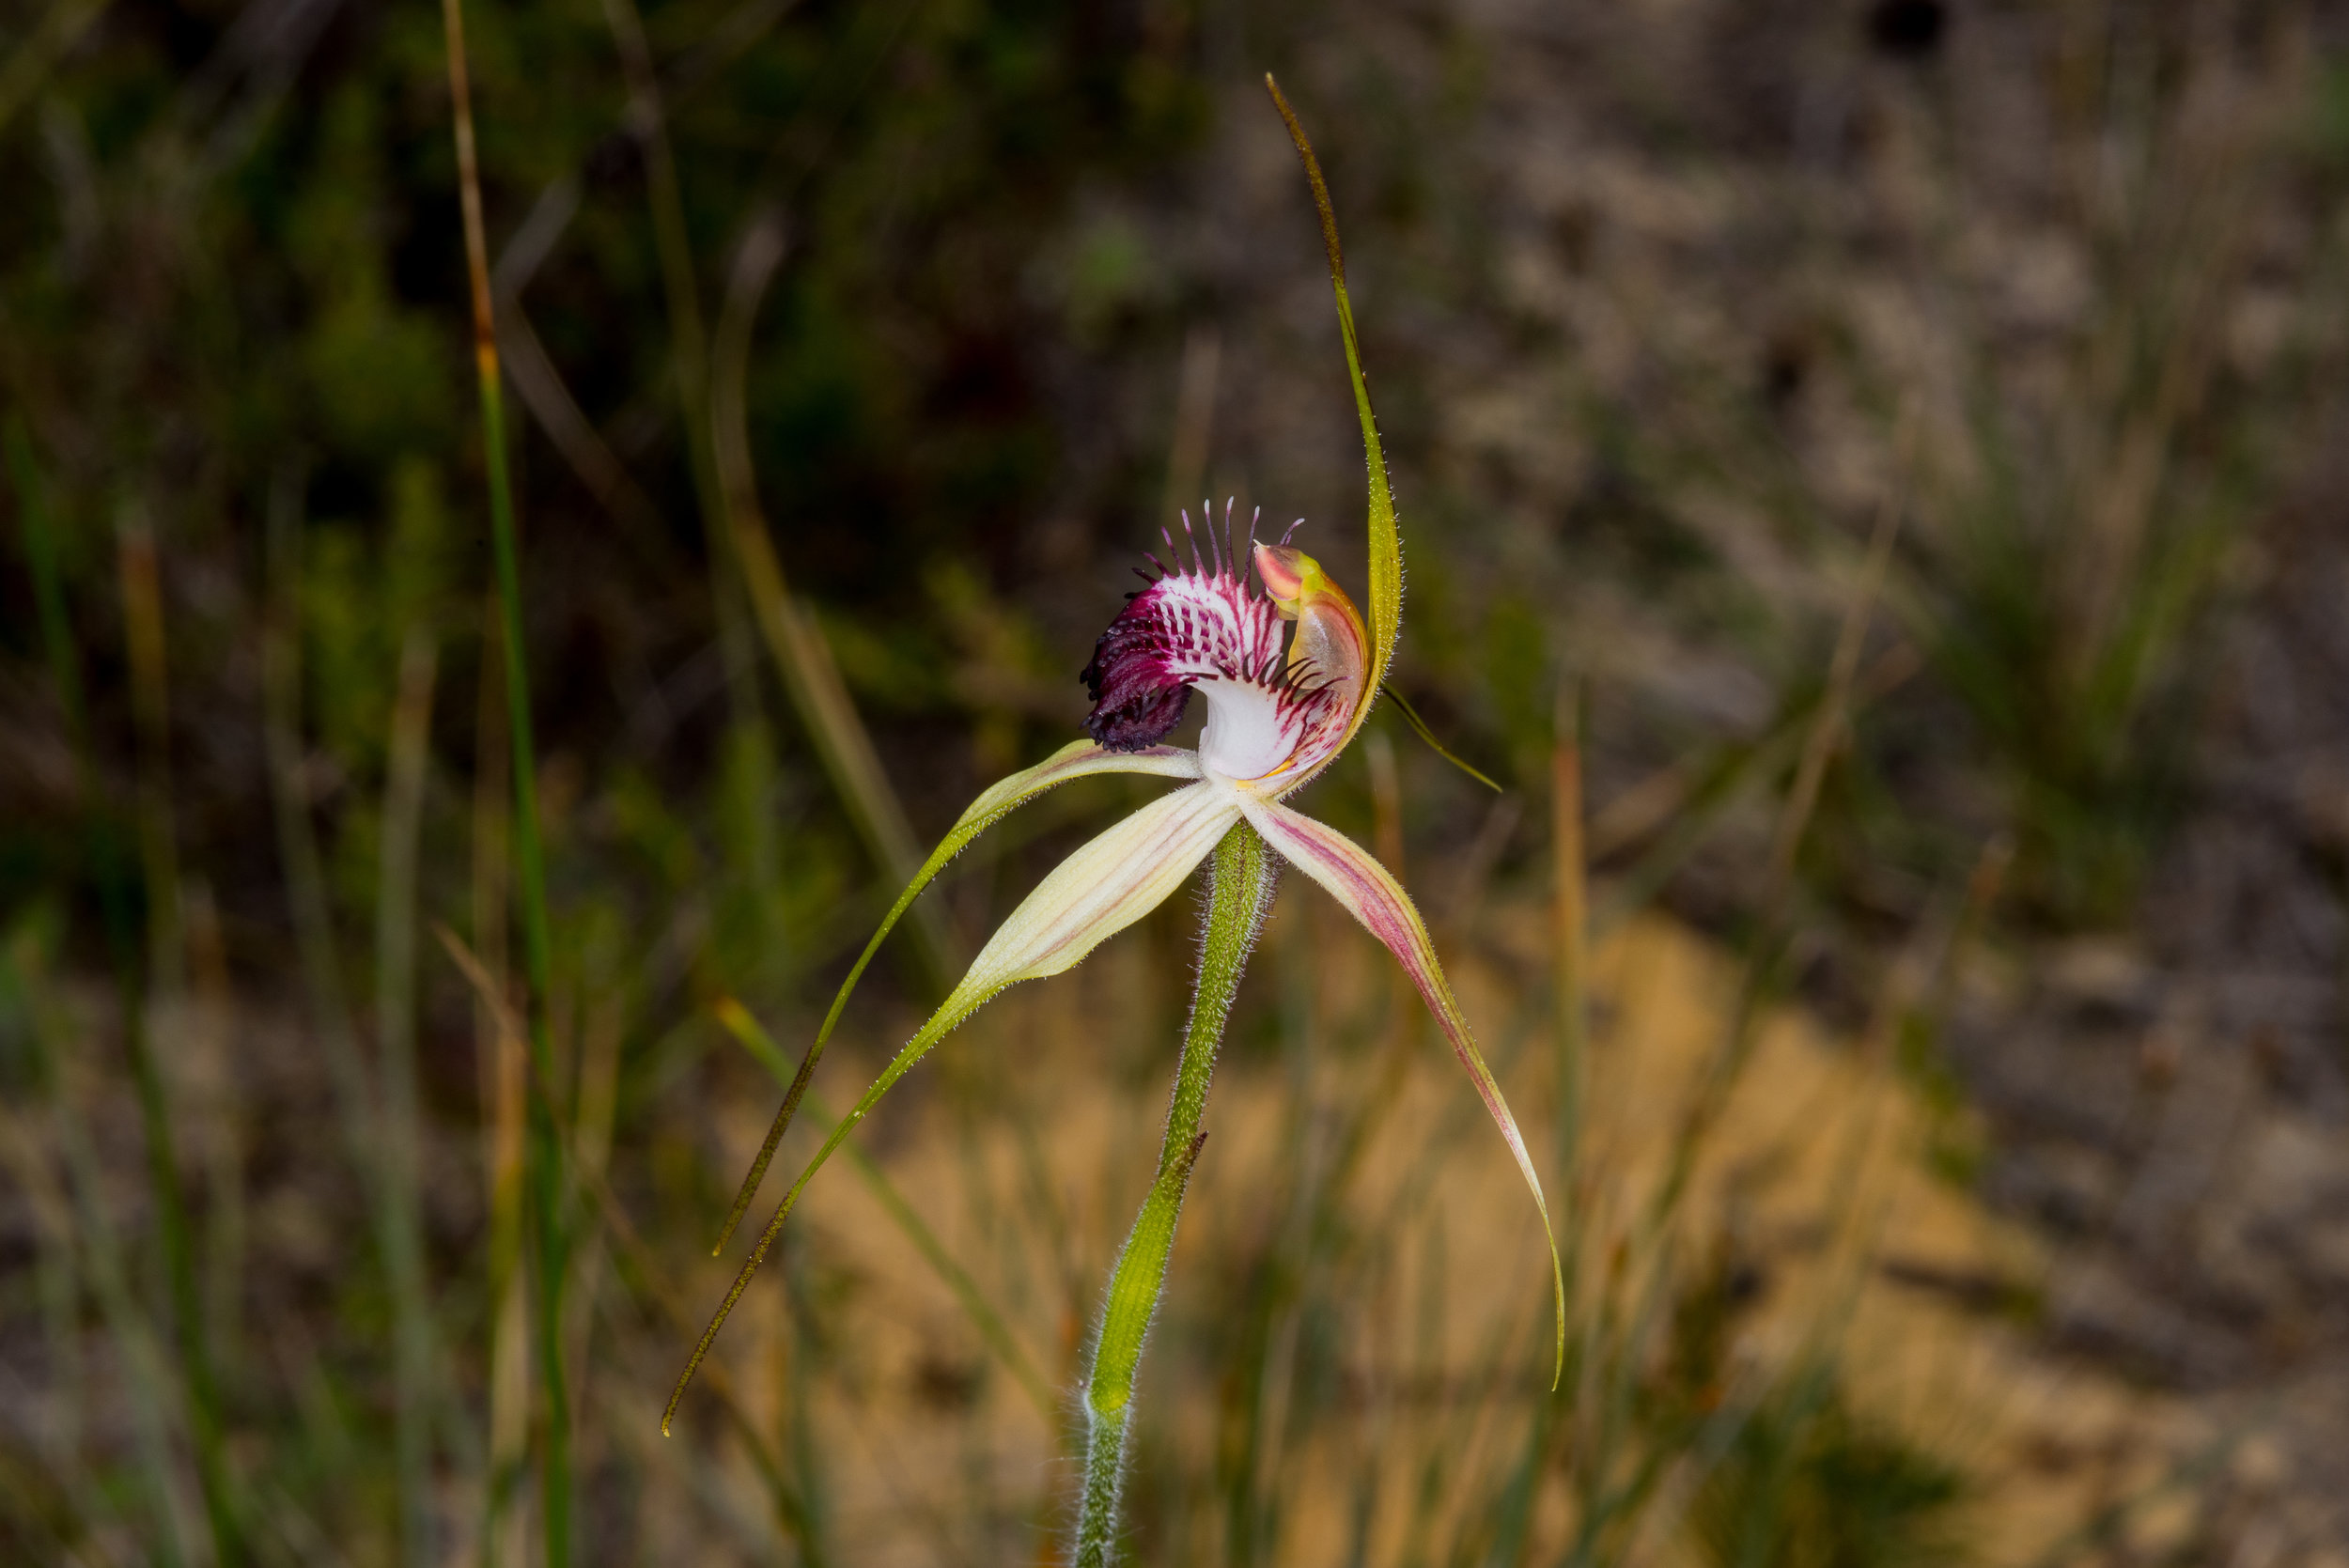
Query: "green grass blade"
10 422 224 1564
112 512 242 1565
265 485 462 1566
436 0 570 1552
1 950 194 1565
376 629 441 1568
7 418 82 737
713 213 957 989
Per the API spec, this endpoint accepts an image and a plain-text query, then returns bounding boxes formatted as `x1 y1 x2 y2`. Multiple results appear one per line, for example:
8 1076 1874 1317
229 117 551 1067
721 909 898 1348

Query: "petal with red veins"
1252 541 1372 791
1239 794 1566 1380
759 782 1243 1255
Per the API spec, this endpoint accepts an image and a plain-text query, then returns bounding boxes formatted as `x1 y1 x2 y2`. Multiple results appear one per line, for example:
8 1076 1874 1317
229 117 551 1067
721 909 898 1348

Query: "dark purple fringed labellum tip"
1081 612 1192 752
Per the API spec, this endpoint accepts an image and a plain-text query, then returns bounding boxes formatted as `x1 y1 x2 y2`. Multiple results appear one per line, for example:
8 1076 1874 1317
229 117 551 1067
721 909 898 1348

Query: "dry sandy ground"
676 886 2324 1566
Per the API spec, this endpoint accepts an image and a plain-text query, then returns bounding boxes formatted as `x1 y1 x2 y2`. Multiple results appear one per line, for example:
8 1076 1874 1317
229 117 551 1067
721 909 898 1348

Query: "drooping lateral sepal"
1237 794 1566 1384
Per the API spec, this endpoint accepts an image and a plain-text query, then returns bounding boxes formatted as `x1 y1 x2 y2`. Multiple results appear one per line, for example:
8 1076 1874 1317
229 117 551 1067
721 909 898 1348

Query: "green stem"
1074 820 1274 1567
485 371 571 1568
377 629 440 1568
264 486 465 1563
11 422 208 1564
12 959 196 1566
111 510 240 1564
7 418 81 738
437 0 569 1553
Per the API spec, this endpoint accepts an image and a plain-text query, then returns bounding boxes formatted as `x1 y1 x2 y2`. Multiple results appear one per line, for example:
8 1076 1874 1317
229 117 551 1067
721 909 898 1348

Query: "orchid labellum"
667 83 1561 1559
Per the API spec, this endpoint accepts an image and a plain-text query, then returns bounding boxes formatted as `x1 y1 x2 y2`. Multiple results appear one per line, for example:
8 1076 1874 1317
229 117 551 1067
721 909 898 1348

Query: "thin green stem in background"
6 439 201 1564
1550 675 1589 1242
7 958 199 1566
377 629 442 1568
1492 675 1592 1568
438 928 830 1560
113 508 242 1565
8 418 81 737
263 476 446 1568
116 511 182 993
1075 819 1275 1567
595 0 797 966
1384 688 1502 794
438 0 571 1555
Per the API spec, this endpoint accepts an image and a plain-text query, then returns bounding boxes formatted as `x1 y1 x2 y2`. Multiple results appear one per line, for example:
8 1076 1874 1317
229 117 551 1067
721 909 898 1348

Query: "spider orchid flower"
666 505 1564 1432
667 88 1560 1436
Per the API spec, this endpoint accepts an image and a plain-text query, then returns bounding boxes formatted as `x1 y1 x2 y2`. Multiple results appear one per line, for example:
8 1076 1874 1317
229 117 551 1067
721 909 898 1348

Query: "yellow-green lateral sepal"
670 764 1225 1436
708 738 1198 1259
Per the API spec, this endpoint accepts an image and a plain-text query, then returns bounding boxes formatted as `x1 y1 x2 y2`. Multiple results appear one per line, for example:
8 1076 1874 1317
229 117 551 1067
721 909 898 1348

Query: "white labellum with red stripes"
1080 509 1365 793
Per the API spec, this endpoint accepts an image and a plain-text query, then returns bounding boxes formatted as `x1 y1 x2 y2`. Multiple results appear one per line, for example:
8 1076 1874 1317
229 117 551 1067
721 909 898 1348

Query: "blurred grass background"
8 0 2349 1561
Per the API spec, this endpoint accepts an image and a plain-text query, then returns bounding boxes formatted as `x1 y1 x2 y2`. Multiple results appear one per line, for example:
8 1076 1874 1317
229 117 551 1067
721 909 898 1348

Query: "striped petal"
1238 794 1565 1382
957 779 1241 991
822 780 1240 1163
803 736 1198 1053
1249 541 1370 794
711 738 1200 1256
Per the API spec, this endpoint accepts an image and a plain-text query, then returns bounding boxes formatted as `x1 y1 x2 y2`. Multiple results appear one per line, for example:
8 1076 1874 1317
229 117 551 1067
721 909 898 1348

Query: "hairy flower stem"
1075 821 1274 1566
